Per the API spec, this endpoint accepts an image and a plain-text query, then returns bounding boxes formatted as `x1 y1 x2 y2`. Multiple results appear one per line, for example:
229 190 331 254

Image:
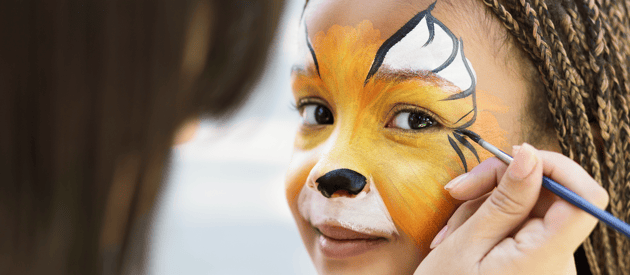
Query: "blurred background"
148 0 317 274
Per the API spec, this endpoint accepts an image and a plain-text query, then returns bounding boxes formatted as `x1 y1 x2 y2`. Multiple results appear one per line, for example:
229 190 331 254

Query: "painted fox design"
302 2 480 173
286 1 509 272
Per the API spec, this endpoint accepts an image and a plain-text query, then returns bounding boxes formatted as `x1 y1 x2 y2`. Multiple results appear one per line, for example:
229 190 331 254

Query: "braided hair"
482 0 630 273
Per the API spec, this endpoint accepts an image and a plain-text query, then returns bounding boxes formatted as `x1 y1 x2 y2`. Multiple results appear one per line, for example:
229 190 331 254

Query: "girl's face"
286 0 539 274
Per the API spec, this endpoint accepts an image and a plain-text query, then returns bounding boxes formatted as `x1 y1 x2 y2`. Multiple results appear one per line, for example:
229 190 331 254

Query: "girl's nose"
315 168 367 198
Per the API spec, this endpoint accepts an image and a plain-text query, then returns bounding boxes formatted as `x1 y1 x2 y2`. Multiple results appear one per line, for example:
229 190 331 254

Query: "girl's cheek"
470 90 511 154
285 150 317 209
369 147 462 249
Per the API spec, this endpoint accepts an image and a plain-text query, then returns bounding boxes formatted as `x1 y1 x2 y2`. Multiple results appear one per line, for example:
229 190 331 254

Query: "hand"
415 143 609 275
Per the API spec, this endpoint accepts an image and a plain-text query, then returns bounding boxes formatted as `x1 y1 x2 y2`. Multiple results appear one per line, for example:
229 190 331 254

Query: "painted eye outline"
296 97 335 126
385 105 441 131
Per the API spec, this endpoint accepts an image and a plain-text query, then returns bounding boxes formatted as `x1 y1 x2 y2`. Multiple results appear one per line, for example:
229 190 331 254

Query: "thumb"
449 143 543 259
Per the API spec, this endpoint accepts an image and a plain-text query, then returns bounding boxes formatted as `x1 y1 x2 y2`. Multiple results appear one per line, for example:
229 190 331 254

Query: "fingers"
430 143 610 275
441 144 610 262
447 143 544 259
542 200 598 251
537 150 609 209
535 150 609 250
446 157 507 201
430 192 491 249
447 148 608 210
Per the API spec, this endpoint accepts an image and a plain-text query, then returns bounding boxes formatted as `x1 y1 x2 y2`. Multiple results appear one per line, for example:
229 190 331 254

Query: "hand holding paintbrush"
454 129 630 239
418 141 612 275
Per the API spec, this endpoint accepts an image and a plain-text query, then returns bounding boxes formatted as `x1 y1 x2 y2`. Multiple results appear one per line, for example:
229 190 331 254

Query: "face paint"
287 1 509 253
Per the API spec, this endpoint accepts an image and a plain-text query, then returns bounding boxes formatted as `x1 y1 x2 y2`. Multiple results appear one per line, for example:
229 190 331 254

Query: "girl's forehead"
303 0 488 42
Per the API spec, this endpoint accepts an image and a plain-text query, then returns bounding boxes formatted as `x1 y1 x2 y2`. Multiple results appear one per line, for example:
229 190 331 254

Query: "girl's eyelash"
292 99 442 128
295 97 326 111
391 106 441 124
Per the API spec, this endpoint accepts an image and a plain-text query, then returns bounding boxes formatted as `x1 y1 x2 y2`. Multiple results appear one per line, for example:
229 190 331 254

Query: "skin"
284 0 599 274
419 144 608 274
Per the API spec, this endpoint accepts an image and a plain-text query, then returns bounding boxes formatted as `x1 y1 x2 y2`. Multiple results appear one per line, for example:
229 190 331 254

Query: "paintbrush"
455 129 630 239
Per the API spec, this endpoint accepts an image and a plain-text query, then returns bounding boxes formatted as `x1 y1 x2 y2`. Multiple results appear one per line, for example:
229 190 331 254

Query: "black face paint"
448 134 468 172
441 40 477 130
305 24 321 77
361 0 480 172
364 1 461 85
301 0 483 172
453 131 480 163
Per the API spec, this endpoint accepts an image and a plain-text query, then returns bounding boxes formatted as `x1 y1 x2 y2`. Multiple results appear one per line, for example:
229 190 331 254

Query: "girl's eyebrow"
373 68 461 94
373 69 443 83
290 64 308 75
290 65 316 79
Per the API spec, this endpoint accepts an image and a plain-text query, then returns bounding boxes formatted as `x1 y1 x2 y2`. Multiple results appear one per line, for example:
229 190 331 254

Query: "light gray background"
149 1 317 274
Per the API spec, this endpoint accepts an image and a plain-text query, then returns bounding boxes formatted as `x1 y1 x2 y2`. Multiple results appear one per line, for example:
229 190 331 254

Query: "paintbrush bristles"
455 129 481 143
455 129 513 164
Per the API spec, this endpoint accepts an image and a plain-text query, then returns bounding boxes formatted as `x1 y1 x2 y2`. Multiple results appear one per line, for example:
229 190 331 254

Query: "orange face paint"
287 8 509 251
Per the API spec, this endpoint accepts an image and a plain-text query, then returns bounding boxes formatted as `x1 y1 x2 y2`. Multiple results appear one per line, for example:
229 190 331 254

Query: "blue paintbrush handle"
542 176 630 238
466 135 630 239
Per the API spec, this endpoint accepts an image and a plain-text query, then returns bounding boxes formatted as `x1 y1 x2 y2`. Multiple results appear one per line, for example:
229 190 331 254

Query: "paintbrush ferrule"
460 133 630 239
477 138 513 164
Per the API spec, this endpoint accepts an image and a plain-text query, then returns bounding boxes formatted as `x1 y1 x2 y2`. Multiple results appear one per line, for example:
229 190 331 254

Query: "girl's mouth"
315 224 389 259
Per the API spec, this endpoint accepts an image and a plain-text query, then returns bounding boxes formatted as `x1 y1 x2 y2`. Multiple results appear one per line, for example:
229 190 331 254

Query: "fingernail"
430 225 448 249
512 145 521 155
444 173 467 191
508 143 538 180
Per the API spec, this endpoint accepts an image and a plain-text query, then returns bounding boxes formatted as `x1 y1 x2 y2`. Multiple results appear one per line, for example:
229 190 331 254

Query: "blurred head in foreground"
0 1 283 274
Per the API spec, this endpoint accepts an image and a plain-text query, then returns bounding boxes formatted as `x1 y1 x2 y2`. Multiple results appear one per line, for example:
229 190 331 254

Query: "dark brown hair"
481 0 630 274
0 0 284 274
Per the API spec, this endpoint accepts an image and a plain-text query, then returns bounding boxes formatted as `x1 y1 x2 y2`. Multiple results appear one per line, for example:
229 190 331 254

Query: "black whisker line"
454 109 474 124
453 131 480 163
448 135 468 172
441 86 474 101
457 92 477 129
454 129 481 143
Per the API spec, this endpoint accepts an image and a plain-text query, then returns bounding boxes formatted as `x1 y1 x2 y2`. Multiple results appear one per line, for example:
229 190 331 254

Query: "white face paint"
380 16 454 76
294 17 320 75
292 2 478 245
435 40 475 90
297 181 398 237
366 3 476 93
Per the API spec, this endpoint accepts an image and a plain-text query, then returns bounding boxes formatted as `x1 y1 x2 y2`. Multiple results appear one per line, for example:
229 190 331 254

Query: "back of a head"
0 0 284 274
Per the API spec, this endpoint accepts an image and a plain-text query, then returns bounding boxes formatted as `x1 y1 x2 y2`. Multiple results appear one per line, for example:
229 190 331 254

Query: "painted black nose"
316 168 367 198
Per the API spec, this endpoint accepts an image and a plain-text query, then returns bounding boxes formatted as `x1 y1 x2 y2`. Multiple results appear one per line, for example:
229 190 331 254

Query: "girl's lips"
316 225 389 259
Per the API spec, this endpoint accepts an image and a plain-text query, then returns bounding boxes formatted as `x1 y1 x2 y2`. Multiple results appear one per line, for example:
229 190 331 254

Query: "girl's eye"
301 104 334 125
389 111 435 130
